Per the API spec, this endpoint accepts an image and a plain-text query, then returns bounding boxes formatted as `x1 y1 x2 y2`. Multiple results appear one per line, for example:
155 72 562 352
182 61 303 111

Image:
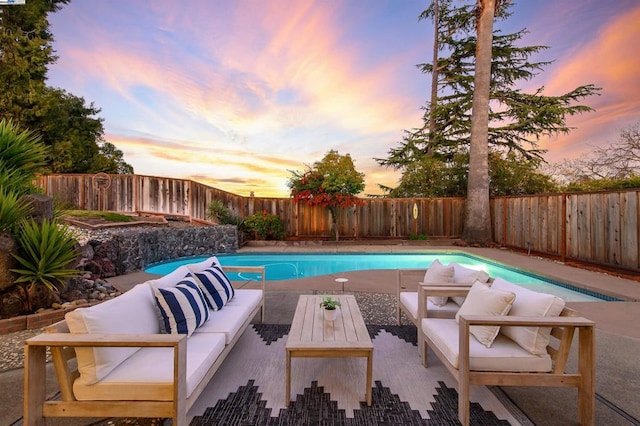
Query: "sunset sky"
46 0 640 198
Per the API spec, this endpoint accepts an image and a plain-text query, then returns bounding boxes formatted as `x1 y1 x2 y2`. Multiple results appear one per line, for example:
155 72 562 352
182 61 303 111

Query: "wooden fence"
35 174 640 272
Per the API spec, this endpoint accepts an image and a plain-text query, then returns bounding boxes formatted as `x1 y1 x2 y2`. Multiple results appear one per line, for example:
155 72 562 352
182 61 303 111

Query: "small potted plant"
319 296 341 321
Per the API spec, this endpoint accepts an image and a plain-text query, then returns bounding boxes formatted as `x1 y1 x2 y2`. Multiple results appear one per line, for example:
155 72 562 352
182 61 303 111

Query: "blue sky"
46 0 640 197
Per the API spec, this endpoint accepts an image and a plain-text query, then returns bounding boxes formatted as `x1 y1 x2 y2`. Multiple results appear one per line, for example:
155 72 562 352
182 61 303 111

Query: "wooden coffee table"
285 294 373 406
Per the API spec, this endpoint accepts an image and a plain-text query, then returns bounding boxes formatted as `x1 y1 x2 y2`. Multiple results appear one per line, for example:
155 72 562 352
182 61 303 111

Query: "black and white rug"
187 324 530 425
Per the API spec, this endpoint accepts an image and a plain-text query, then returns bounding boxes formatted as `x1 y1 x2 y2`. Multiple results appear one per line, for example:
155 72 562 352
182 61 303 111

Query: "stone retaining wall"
0 224 239 334
83 224 238 277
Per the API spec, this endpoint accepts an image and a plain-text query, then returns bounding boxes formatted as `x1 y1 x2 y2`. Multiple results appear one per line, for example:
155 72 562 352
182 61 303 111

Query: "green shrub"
11 219 83 293
243 210 284 240
206 200 244 227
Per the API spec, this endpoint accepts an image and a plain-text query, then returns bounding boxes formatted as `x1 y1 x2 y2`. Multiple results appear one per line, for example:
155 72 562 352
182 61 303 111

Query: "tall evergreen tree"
377 1 599 201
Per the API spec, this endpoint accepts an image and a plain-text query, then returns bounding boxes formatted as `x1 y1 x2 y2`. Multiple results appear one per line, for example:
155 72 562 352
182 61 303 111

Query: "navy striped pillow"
153 277 210 335
192 266 235 310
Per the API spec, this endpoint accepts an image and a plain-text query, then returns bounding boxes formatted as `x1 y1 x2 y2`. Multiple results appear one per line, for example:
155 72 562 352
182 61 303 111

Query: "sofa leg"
457 378 470 426
24 344 47 426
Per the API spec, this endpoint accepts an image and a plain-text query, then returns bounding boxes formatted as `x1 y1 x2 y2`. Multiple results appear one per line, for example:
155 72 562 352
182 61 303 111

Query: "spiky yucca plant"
0 119 49 195
10 219 82 293
0 190 33 235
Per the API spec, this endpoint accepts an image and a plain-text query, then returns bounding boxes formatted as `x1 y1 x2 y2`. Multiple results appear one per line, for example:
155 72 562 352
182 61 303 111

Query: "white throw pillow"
450 262 491 306
455 281 516 348
423 259 455 306
491 278 566 355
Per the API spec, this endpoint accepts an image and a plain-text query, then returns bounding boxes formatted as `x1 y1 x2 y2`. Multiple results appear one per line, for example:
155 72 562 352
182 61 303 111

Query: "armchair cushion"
152 276 210 336
450 263 491 306
422 318 552 372
491 278 566 355
424 259 455 306
455 281 515 347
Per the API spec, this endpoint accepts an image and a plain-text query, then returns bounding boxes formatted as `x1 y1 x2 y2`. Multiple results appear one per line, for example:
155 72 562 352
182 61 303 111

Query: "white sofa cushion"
399 291 460 321
423 259 455 306
491 278 566 355
225 289 263 312
65 283 159 385
73 332 226 401
422 318 552 372
455 281 515 348
194 305 252 344
190 265 235 310
450 262 491 306
152 276 210 336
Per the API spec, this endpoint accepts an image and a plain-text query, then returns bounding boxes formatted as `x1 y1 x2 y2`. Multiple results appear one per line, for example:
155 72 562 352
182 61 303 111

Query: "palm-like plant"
0 190 34 235
0 119 49 195
10 219 82 293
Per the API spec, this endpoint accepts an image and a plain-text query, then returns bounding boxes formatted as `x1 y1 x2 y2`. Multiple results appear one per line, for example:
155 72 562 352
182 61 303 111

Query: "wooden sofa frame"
419 285 596 426
23 265 265 426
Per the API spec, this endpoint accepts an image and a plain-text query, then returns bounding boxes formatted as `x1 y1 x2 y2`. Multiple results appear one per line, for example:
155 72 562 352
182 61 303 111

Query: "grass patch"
66 210 135 223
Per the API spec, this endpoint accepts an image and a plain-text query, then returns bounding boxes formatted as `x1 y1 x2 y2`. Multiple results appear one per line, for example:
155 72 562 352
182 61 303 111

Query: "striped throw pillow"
191 265 235 310
153 277 209 336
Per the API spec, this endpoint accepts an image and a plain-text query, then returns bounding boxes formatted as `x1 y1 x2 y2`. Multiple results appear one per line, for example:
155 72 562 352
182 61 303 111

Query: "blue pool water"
145 252 614 302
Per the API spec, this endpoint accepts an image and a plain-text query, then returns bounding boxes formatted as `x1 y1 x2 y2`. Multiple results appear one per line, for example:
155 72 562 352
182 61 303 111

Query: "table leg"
285 350 291 406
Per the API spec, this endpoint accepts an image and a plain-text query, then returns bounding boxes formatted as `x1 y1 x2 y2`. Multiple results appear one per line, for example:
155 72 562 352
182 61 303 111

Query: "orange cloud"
538 5 640 160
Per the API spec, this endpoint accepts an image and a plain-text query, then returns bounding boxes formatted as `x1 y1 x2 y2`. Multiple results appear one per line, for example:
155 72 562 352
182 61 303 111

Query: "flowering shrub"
243 210 284 240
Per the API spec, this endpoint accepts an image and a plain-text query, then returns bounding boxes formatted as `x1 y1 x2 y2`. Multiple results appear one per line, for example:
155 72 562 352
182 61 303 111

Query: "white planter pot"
323 308 338 321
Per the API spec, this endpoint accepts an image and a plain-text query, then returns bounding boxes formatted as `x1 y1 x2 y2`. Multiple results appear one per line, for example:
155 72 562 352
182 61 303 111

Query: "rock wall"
82 225 238 277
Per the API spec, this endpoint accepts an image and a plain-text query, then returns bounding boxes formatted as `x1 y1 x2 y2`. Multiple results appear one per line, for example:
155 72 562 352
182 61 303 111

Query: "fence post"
561 193 567 262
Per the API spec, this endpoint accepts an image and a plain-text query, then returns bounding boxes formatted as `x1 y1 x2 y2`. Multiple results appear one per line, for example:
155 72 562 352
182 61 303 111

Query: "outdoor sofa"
23 256 265 426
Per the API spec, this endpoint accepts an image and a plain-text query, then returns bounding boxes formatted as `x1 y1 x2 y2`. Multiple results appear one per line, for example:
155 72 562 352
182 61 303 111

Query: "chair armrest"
25 332 186 348
417 285 472 321
457 314 595 328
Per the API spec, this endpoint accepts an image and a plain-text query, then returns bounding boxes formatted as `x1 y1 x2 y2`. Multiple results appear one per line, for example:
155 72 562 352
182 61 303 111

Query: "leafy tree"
554 122 640 186
0 0 133 175
382 150 556 198
288 150 365 241
0 0 69 125
377 0 599 243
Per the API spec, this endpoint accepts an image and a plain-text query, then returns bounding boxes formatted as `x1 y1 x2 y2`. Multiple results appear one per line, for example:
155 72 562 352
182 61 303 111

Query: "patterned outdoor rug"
187 324 531 425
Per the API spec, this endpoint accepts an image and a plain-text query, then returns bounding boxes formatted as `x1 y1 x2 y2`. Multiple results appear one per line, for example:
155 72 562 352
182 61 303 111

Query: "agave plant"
10 218 82 293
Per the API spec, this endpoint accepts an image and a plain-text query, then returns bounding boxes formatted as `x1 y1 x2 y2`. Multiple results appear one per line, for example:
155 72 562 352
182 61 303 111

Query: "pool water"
145 252 610 302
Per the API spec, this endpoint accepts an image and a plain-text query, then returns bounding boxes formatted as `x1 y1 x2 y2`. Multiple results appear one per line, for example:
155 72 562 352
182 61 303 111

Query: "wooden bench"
419 285 595 426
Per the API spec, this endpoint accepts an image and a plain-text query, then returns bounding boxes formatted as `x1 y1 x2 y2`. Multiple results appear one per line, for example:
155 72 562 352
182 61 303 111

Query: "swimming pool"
145 252 615 302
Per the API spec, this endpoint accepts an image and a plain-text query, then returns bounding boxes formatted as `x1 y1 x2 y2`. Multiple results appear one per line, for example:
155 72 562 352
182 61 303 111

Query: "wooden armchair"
419 285 595 426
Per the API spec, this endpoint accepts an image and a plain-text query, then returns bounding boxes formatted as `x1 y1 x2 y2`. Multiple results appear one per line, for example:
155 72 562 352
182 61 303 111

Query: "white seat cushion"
422 318 552 372
66 283 159 385
194 305 252 344
490 278 566 355
226 289 263 312
73 332 226 401
399 291 459 321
